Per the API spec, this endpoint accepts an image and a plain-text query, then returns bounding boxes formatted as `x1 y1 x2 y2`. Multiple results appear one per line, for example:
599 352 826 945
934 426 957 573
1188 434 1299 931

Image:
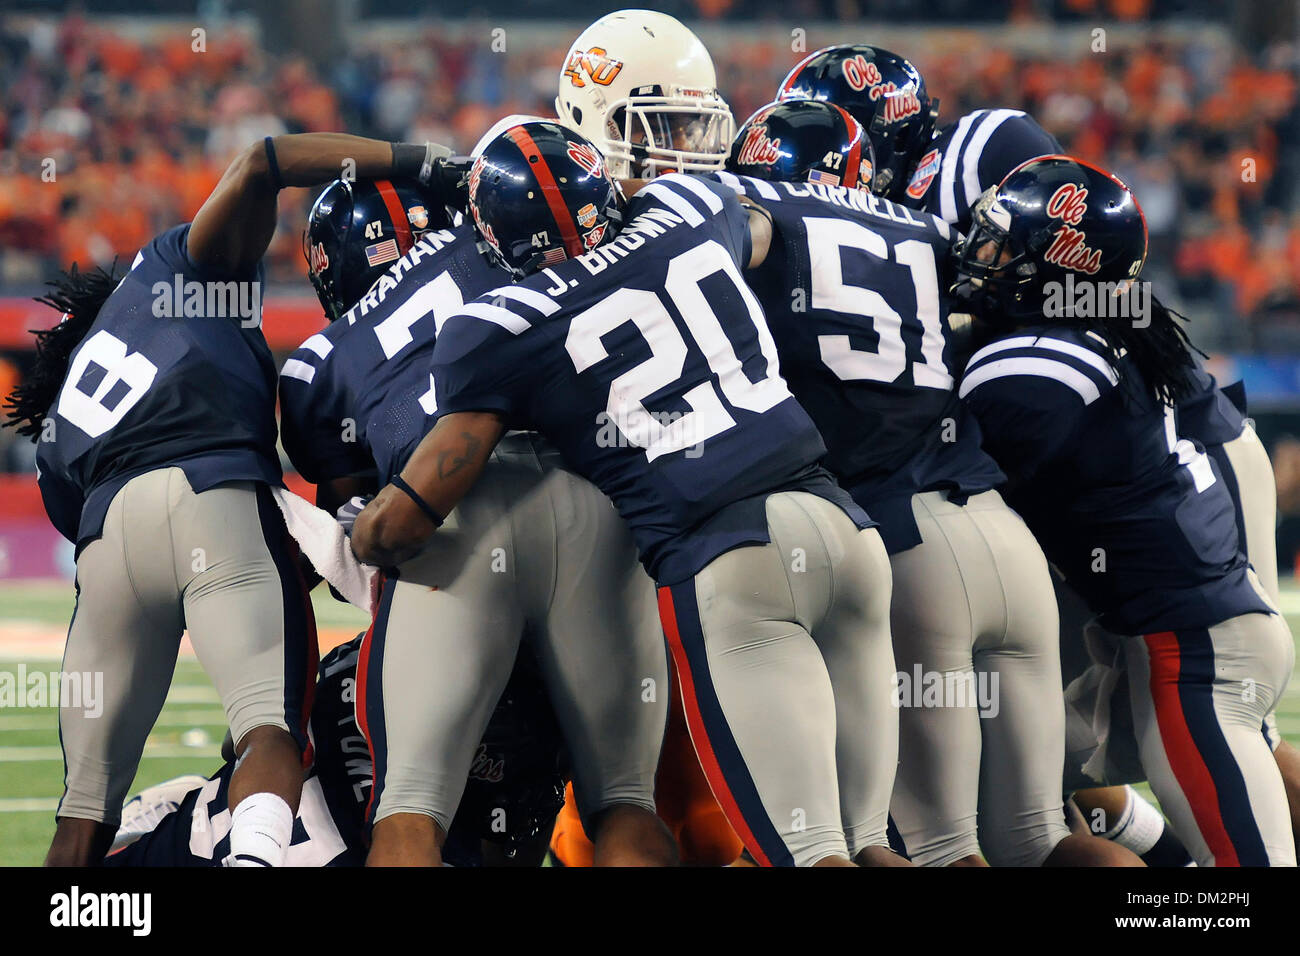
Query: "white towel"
272 487 376 615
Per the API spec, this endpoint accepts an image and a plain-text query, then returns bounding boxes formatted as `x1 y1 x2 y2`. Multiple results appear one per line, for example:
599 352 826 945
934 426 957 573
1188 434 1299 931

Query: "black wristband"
391 142 431 182
391 475 445 528
263 136 283 192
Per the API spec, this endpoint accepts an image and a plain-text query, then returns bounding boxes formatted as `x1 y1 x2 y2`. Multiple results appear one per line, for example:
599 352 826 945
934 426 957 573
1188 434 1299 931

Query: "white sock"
1102 785 1164 855
227 793 293 867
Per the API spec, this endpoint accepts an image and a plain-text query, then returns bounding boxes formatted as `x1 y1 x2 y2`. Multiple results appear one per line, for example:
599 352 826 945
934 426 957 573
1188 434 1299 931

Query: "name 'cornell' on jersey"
708 169 1004 553
430 173 870 585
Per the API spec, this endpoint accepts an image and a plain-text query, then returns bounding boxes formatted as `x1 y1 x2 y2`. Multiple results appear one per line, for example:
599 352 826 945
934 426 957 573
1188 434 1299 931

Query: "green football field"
1 579 1298 866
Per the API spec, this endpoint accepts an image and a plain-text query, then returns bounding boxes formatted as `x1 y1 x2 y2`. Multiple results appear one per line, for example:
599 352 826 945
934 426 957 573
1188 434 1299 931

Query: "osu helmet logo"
563 46 624 88
567 141 605 177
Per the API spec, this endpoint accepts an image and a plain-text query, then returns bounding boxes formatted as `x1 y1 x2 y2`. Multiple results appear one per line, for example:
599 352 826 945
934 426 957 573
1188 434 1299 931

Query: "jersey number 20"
565 240 789 462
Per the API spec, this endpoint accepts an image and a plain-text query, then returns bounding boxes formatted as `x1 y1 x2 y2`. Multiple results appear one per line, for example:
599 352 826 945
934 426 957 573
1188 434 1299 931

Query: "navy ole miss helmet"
304 177 452 321
467 121 622 278
778 44 937 202
726 100 874 190
951 155 1148 323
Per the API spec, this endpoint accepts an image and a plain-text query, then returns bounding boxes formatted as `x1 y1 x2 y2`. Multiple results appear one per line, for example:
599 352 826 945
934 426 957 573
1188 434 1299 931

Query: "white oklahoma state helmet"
555 9 734 178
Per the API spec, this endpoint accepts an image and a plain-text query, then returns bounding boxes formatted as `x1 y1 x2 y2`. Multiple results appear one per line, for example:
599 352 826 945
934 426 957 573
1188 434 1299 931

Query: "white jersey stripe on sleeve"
959 356 1103 405
640 181 705 226
459 301 531 334
280 358 316 384
301 334 334 359
939 112 980 224
960 109 1026 210
486 285 560 316
713 170 746 195
670 174 725 213
967 334 1119 385
742 175 782 200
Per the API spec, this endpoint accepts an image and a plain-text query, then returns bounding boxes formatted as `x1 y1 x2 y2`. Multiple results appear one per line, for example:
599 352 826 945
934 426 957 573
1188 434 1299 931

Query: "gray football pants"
58 467 317 826
360 432 667 835
888 489 1072 867
658 491 896 867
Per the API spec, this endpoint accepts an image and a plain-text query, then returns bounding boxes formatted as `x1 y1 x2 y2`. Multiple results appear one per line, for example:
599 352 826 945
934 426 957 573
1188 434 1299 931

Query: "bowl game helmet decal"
555 10 735 178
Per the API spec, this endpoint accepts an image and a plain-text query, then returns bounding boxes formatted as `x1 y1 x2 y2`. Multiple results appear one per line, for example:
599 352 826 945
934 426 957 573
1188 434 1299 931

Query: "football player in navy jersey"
283 170 673 868
777 41 1215 863
3 131 464 867
104 635 568 867
714 101 1136 868
954 156 1295 867
351 121 904 868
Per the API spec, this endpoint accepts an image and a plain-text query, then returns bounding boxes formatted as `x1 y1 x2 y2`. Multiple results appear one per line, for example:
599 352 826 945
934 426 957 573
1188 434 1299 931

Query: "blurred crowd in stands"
6 14 1300 352
4 16 1300 350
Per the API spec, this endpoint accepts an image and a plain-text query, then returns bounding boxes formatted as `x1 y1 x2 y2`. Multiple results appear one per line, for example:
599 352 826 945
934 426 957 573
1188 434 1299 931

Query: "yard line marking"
0 743 219 762
0 798 60 813
0 709 227 732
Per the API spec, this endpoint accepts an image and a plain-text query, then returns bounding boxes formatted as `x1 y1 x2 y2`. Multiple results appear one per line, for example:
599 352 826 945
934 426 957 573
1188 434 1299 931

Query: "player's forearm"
188 133 446 275
350 412 505 566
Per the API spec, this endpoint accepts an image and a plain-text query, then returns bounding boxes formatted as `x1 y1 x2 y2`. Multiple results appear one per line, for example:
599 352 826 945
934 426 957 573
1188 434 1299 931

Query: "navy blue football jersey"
960 326 1271 635
36 225 282 546
279 225 505 486
1177 366 1246 449
431 174 870 584
710 170 1004 552
901 109 1062 232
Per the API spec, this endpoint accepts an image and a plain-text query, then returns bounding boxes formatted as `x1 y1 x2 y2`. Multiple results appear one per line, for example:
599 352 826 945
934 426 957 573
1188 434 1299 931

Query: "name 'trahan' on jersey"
279 225 505 486
431 174 869 584
709 170 1004 552
959 326 1271 636
37 224 282 547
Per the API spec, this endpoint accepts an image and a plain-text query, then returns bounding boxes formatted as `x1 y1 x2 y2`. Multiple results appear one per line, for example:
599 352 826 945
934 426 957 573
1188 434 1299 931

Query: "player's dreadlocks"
3 262 119 440
1079 294 1204 408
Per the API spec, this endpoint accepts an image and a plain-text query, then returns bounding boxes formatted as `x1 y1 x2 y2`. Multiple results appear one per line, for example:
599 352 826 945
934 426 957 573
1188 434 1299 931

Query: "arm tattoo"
436 430 483 480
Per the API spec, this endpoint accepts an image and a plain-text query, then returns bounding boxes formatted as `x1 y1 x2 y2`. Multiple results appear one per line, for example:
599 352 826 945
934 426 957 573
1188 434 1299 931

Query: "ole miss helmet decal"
736 123 782 166
1043 183 1103 274
566 141 605 177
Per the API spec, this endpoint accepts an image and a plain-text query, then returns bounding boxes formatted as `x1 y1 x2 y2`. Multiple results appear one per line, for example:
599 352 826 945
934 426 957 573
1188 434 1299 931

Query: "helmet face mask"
556 11 735 179
950 189 1041 322
608 96 734 177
